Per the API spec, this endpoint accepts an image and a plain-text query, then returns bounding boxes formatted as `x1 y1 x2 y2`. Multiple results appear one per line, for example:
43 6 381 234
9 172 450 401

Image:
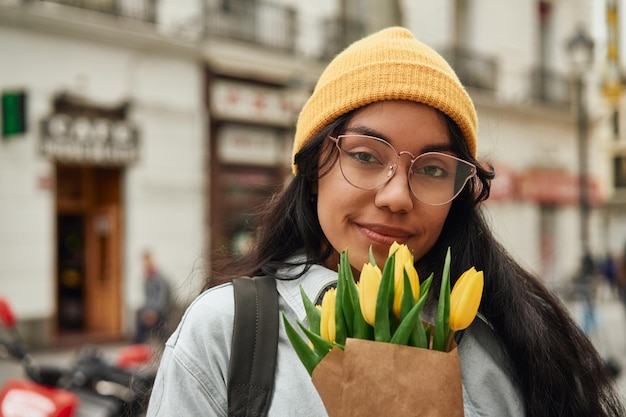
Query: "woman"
147 27 624 416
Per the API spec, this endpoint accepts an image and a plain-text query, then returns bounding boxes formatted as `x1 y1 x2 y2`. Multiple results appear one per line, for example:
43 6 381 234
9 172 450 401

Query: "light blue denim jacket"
147 262 524 416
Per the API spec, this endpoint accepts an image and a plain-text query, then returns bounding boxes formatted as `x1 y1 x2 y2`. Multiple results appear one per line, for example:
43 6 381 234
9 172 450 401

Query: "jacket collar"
275 260 338 322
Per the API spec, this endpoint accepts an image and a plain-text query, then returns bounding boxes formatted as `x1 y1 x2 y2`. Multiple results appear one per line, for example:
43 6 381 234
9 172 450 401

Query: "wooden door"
85 205 121 335
55 165 122 339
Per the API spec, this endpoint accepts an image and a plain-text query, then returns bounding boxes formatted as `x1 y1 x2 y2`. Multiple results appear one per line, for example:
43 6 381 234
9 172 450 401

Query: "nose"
374 160 414 212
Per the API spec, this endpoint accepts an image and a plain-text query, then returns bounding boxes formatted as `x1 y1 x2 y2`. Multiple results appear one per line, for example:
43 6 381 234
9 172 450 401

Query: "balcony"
529 67 571 108
9 1 298 54
203 2 297 53
30 0 156 23
440 46 498 92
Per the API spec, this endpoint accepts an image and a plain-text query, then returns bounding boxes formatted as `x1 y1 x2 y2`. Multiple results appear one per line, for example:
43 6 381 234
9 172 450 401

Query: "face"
316 100 453 272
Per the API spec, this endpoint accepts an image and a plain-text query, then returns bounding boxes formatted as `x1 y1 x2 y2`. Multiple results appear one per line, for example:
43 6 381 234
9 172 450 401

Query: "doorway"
55 165 123 340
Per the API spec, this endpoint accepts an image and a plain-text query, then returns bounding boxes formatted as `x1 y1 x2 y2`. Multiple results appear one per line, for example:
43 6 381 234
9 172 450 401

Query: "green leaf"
409 320 428 348
399 270 415 320
390 285 430 345
297 321 334 357
345 250 374 340
374 255 395 342
432 247 451 351
369 245 377 267
282 313 321 376
332 342 346 350
339 251 355 338
409 274 433 348
334 261 347 345
420 272 434 296
300 286 321 335
424 323 432 348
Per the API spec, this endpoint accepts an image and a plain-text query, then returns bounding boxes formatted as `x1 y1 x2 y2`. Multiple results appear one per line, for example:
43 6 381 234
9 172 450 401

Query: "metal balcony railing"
203 2 297 53
530 67 571 108
440 46 498 92
20 1 298 53
32 0 157 23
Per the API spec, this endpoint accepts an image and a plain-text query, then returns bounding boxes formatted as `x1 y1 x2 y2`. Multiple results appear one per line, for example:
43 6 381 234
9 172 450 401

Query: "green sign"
2 91 27 138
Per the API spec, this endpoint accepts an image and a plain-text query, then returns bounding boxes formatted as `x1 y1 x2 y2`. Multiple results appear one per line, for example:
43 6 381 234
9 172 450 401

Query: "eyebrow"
342 126 455 154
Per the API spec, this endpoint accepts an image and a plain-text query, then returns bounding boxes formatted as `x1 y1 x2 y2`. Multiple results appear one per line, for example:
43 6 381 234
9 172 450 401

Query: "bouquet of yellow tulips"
283 243 484 417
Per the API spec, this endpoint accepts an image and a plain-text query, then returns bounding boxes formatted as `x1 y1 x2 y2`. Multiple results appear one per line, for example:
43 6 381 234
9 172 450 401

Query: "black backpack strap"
228 276 279 417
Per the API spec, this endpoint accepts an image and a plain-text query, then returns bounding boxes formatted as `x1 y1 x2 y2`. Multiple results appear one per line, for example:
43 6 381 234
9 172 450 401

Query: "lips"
356 222 413 246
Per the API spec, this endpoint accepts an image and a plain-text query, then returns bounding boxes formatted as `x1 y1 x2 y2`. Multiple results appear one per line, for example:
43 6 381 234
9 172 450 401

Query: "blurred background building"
1 0 626 348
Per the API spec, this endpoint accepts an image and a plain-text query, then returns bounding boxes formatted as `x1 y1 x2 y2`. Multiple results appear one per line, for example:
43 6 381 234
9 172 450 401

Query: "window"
613 155 626 188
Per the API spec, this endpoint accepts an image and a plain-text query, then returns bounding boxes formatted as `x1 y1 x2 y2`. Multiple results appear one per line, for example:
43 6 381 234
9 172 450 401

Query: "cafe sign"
210 80 295 126
40 113 139 165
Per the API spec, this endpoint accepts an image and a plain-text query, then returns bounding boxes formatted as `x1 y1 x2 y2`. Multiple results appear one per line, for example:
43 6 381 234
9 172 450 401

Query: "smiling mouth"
357 223 412 246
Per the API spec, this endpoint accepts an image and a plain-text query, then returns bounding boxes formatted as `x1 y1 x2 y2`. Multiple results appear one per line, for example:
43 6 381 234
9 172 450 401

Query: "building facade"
1 0 624 347
0 0 206 345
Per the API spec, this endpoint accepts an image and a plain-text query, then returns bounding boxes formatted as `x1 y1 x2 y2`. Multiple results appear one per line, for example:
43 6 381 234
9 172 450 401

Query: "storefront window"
212 166 287 262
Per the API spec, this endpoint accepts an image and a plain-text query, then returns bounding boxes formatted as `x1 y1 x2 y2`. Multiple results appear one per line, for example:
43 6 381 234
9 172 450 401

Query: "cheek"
316 165 366 256
409 206 451 260
316 167 351 229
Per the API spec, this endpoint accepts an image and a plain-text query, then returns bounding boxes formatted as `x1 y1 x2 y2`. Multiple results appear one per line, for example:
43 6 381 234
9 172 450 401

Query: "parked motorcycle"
0 296 156 417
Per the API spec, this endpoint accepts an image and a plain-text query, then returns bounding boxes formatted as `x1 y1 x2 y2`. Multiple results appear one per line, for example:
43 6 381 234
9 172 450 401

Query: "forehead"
344 101 451 151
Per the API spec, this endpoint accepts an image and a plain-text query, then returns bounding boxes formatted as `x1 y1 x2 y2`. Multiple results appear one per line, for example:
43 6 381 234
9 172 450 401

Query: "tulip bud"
358 263 382 326
319 288 337 343
388 241 401 257
449 267 484 331
390 244 419 318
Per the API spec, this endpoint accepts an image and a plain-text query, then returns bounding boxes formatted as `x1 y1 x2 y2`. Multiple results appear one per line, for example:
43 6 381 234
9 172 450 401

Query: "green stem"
445 330 456 352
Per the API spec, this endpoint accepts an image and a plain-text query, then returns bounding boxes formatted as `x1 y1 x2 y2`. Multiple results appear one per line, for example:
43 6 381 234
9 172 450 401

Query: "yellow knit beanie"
292 26 477 174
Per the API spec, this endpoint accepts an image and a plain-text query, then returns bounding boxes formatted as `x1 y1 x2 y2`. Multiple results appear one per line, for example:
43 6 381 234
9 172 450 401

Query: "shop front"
207 75 296 267
40 94 139 341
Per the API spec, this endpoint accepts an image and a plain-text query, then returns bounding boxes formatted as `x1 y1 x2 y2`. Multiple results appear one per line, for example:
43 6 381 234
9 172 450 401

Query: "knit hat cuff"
292 27 478 174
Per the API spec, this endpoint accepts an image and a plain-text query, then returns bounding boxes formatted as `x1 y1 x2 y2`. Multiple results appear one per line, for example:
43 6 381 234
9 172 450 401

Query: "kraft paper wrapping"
311 338 464 417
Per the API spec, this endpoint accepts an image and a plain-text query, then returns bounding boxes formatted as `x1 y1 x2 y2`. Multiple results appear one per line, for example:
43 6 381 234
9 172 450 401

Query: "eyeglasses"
329 135 476 206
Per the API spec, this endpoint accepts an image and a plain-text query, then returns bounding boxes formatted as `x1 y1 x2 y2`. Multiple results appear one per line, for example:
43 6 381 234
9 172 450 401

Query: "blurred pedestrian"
617 243 626 308
134 251 170 344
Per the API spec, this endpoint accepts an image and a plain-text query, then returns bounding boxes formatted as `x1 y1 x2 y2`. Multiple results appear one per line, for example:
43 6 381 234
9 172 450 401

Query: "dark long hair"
207 110 624 417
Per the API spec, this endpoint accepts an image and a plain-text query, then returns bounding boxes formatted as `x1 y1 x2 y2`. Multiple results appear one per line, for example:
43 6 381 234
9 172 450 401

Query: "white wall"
121 52 206 308
0 27 65 320
125 58 207 308
0 24 205 321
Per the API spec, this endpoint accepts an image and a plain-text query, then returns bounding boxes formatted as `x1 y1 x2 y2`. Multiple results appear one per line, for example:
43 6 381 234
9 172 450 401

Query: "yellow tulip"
449 267 484 331
390 243 419 318
405 260 420 301
358 263 382 326
388 241 402 257
319 288 337 343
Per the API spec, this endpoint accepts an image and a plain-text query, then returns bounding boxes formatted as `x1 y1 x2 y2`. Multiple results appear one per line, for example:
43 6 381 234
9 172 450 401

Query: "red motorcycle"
0 297 156 417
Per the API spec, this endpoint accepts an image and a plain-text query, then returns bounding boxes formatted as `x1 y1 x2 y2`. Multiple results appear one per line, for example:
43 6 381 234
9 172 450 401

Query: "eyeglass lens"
333 135 476 205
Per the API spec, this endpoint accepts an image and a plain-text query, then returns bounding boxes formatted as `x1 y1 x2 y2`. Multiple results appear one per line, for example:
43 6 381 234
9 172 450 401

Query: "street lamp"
566 25 594 320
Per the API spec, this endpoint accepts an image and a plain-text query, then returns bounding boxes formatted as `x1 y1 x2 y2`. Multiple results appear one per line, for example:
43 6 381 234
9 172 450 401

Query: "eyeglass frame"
328 134 478 206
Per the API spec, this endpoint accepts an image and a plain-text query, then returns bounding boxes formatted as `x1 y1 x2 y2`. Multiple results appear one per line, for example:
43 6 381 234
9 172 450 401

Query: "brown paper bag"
311 338 464 417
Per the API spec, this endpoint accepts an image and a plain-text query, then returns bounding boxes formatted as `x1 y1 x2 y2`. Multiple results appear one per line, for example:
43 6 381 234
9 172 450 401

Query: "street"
0 342 130 387
2 294 626 404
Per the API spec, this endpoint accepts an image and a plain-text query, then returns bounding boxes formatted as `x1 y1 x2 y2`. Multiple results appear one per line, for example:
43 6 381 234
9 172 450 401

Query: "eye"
414 164 447 178
343 146 386 166
347 150 381 164
412 154 456 178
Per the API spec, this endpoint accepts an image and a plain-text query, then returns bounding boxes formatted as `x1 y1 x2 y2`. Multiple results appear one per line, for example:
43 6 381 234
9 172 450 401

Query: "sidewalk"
0 342 131 387
564 291 626 400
